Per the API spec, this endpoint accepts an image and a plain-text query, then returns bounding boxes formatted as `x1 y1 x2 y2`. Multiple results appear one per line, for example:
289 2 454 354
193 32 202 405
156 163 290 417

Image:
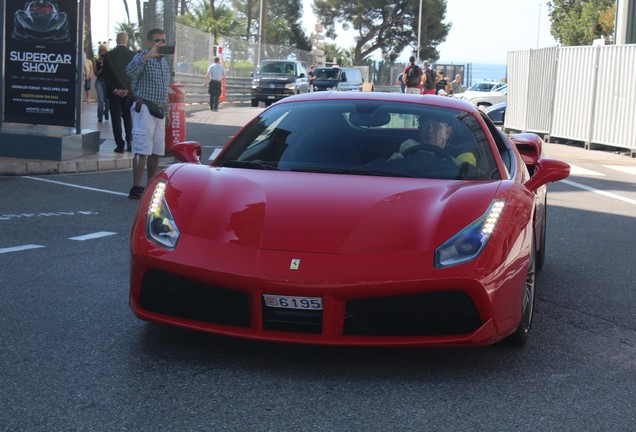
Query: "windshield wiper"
290 166 350 174
220 160 277 170
290 166 417 178
348 169 416 178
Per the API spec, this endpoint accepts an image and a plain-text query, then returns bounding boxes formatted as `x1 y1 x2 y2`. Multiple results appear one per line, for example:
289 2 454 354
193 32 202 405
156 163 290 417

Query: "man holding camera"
125 28 171 200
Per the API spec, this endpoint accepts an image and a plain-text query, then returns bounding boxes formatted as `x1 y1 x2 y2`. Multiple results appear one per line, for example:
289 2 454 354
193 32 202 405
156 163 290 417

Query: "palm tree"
115 21 142 50
122 0 131 23
135 0 143 25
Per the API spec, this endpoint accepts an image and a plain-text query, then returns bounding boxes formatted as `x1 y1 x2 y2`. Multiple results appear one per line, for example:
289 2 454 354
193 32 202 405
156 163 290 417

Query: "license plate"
263 294 323 310
267 95 275 99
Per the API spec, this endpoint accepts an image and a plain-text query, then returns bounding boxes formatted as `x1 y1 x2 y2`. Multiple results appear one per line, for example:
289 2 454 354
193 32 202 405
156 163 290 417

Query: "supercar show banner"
4 0 78 127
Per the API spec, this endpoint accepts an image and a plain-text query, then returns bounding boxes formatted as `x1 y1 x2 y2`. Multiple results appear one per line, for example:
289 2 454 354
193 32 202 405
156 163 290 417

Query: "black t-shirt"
436 78 448 94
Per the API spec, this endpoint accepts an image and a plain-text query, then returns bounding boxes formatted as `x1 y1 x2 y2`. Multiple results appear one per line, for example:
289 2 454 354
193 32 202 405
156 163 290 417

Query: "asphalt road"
1 110 635 431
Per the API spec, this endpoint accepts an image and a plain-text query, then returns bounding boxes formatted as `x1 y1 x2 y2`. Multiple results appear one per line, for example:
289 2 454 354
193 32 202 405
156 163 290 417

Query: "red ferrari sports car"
130 92 569 347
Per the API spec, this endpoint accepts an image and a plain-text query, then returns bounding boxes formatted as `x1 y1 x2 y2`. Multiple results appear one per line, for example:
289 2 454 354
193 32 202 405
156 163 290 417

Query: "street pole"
257 0 263 65
536 2 542 48
417 0 423 60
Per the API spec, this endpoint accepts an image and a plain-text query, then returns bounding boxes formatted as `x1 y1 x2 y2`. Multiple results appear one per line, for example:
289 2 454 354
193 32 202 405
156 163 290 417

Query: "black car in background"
485 101 506 125
250 60 310 107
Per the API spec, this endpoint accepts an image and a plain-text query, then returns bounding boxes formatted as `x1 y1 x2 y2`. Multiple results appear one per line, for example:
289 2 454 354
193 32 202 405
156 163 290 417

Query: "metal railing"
175 72 401 106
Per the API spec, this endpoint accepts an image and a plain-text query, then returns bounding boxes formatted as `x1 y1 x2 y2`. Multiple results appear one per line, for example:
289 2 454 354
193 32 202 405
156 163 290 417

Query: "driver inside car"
390 115 476 166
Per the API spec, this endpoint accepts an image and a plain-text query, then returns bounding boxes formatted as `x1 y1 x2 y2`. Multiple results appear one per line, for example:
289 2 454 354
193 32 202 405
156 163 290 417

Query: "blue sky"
92 0 557 64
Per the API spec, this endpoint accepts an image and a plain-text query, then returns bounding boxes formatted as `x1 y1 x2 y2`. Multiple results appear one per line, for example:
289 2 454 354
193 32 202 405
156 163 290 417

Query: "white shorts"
130 104 166 156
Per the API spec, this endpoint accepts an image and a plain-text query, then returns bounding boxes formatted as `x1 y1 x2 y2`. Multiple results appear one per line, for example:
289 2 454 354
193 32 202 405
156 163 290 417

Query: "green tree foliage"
183 0 309 50
230 0 310 49
229 0 258 40
176 2 244 41
312 0 450 64
323 42 345 65
547 0 615 46
115 21 142 50
598 2 616 41
270 0 311 50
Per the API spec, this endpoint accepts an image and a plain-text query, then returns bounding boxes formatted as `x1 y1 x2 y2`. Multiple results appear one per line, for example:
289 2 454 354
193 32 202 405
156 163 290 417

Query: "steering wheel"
402 143 455 162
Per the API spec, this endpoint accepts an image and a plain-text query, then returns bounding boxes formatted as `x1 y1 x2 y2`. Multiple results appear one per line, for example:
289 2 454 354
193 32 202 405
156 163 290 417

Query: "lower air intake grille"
344 291 482 336
139 270 250 327
262 301 322 334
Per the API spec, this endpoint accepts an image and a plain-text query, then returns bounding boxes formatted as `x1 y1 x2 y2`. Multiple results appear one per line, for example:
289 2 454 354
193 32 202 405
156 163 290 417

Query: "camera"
158 45 175 55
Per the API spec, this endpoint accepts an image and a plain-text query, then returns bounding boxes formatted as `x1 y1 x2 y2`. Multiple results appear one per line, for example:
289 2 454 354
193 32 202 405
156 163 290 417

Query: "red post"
220 76 227 102
166 83 186 153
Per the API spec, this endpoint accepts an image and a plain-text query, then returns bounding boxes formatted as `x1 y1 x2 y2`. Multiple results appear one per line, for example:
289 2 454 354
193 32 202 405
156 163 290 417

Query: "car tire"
501 236 536 347
251 99 259 107
265 101 273 106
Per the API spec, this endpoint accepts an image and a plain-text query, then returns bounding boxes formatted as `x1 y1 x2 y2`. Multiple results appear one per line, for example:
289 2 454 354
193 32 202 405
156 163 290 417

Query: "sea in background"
465 63 507 86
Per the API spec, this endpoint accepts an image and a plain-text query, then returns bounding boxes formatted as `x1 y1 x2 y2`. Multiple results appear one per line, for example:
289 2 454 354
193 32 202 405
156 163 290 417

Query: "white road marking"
568 164 604 176
603 165 636 176
69 231 117 241
0 244 45 254
24 176 128 196
561 179 636 206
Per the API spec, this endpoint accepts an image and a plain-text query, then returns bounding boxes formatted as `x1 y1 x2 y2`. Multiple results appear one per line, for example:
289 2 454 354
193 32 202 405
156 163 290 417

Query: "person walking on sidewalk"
93 44 110 123
402 56 422 95
125 28 170 199
82 52 93 103
103 32 134 153
203 57 225 112
421 61 437 95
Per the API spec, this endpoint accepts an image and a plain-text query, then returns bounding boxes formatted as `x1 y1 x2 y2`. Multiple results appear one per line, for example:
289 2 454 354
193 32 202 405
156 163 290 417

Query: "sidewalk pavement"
1 102 634 176
0 101 260 176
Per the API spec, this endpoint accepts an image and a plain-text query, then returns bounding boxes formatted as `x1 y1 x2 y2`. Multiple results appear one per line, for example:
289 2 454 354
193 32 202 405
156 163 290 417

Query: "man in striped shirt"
125 28 170 199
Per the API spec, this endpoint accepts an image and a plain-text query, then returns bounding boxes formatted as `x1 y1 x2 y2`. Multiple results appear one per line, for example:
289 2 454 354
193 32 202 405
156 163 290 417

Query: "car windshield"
467 82 496 92
258 62 295 74
215 100 501 181
314 68 339 80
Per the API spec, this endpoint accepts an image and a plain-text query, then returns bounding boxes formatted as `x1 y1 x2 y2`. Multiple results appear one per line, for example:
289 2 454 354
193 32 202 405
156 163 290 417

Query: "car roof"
277 91 481 113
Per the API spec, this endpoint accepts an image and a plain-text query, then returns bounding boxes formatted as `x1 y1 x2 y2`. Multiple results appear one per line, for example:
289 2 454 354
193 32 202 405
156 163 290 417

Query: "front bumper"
251 86 295 102
130 240 526 347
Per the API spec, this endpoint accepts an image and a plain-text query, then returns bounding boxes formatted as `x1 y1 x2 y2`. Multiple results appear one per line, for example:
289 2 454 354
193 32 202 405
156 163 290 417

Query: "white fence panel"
525 47 559 134
507 44 636 154
505 50 530 131
592 45 636 149
549 46 599 144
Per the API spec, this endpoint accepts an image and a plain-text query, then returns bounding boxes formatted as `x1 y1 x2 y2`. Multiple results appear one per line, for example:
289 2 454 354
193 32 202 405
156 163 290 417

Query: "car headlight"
435 199 506 268
146 180 180 249
285 83 297 90
251 79 259 88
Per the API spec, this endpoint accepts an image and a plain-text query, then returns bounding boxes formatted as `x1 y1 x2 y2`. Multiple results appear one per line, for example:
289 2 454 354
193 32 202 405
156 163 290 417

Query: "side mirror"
525 158 570 192
250 71 254 77
510 133 542 166
172 141 202 164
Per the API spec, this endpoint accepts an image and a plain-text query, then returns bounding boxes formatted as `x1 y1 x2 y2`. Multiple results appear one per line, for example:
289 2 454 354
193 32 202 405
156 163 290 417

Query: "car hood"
165 165 502 254
455 90 484 100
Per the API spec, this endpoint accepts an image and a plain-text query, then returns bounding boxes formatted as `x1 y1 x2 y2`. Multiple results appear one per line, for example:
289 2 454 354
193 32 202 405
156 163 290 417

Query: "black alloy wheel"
501 236 536 346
